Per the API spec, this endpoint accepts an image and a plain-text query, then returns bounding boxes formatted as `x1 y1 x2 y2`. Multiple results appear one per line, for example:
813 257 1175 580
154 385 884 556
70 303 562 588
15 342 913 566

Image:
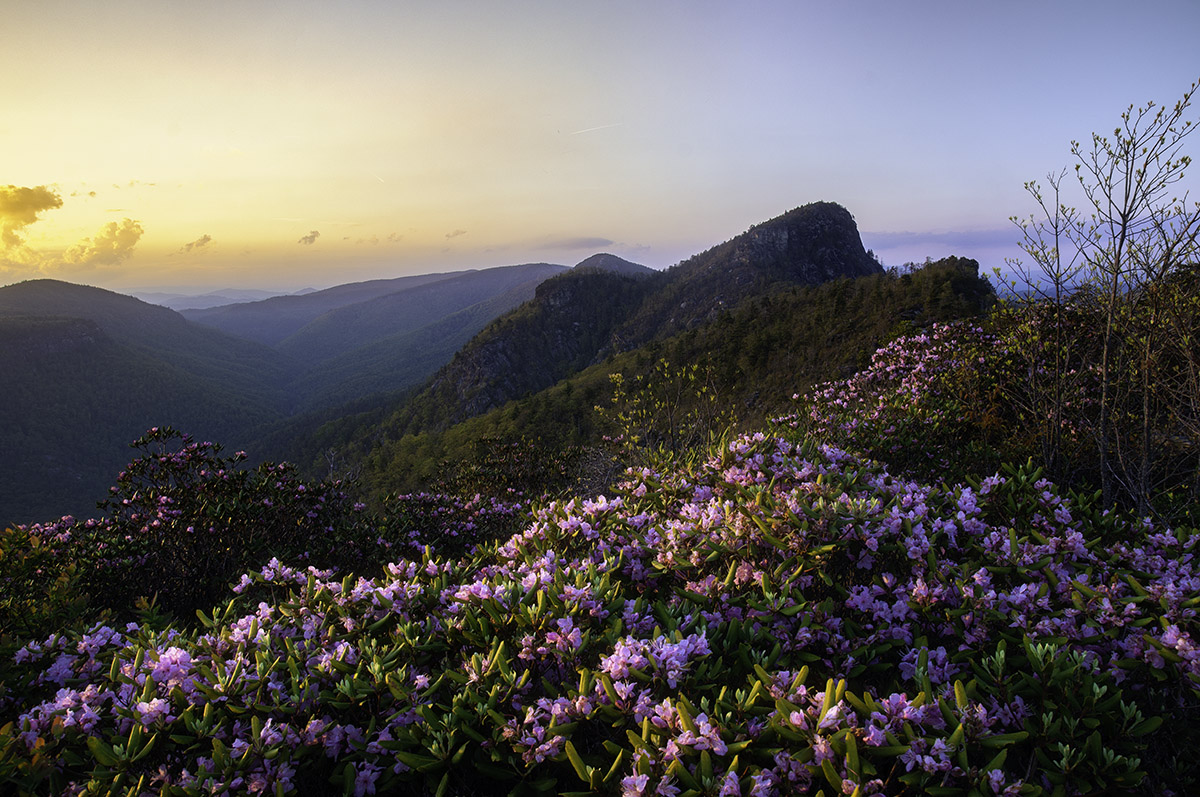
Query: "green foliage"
58 427 375 620
3 432 1197 795
1017 641 1153 792
0 526 92 651
599 359 735 471
428 436 591 502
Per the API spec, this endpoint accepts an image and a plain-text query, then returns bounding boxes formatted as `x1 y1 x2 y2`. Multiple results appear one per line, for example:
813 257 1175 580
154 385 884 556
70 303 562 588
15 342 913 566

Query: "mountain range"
1 202 983 524
133 288 307 311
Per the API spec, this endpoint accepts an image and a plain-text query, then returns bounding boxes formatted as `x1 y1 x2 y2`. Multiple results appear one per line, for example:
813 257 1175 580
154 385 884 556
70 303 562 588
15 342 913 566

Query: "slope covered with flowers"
4 410 1198 795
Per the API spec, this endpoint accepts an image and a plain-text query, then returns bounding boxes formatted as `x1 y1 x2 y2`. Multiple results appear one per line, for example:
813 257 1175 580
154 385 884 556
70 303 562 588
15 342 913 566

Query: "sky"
2 0 1198 293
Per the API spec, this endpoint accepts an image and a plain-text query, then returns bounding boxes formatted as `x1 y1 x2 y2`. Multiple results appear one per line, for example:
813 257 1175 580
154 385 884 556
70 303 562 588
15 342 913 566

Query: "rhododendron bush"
3 424 1198 795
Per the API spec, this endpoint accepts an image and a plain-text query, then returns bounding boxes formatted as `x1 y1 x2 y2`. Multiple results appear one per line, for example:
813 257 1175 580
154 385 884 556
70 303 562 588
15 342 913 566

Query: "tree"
1008 79 1200 511
1005 170 1092 480
1075 80 1200 508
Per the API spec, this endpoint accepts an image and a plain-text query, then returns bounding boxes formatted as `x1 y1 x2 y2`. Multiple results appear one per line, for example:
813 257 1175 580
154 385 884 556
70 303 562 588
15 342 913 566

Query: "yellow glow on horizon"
6 1 1196 290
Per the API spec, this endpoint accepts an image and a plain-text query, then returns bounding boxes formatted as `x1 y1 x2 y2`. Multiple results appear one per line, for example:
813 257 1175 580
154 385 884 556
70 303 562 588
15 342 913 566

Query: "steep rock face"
615 202 882 342
719 201 879 283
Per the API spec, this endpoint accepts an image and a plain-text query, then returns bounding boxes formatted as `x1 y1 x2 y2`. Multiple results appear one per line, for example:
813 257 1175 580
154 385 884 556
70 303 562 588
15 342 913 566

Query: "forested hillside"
0 265 574 523
0 283 295 522
295 257 995 500
264 203 888 487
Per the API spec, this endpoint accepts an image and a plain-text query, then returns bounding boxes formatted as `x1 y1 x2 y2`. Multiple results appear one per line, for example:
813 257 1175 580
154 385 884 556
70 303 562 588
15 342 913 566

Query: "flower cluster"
4 416 1194 794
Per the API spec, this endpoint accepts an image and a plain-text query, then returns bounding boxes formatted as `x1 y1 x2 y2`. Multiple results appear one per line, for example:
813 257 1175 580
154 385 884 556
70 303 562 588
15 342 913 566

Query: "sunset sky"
3 0 1198 292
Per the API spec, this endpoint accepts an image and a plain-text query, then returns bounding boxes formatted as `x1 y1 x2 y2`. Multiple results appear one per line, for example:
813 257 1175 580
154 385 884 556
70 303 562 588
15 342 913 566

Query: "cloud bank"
298 230 320 245
537 235 615 251
861 228 1016 250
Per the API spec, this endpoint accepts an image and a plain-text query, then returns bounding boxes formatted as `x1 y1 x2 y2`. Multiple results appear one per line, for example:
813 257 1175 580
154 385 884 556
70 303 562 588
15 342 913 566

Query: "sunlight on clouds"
62 219 144 269
0 184 145 279
0 185 63 248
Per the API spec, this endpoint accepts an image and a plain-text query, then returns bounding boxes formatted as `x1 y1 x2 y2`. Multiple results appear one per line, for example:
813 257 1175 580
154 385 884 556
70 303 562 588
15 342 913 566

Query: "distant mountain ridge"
0 263 580 521
181 271 474 346
275 263 566 365
135 288 291 311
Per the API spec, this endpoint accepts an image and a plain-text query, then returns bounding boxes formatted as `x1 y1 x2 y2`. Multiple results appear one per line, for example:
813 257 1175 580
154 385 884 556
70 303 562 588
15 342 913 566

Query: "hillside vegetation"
262 203 896 493
0 283 294 522
4 302 1199 794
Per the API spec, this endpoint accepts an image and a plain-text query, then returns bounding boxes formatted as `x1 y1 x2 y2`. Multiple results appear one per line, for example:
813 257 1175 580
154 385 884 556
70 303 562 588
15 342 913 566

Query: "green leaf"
393 751 441 771
87 736 121 768
979 731 1029 748
1129 716 1163 736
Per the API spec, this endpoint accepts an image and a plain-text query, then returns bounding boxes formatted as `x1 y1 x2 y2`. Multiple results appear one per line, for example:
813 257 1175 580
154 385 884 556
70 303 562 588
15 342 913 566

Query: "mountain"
572 253 655 277
1 264 573 521
135 288 289 311
293 257 994 497
181 271 473 346
2 202 909 520
399 267 654 431
275 263 566 366
288 276 568 410
0 280 295 405
613 201 881 344
0 281 298 523
382 202 879 428
278 202 888 480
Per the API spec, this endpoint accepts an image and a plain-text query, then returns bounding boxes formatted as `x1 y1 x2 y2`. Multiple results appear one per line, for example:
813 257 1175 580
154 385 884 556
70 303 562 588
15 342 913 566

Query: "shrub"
3 432 1196 795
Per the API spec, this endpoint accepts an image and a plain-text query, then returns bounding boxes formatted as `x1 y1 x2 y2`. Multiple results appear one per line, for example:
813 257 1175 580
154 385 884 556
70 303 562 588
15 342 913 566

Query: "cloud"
179 234 212 253
861 228 1016 250
537 235 614 251
387 232 403 243
298 230 320 245
62 219 144 268
0 184 63 248
445 228 467 239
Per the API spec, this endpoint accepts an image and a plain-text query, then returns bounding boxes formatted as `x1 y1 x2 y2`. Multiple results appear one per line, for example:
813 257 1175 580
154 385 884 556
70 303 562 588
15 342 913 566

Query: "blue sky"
2 0 1198 290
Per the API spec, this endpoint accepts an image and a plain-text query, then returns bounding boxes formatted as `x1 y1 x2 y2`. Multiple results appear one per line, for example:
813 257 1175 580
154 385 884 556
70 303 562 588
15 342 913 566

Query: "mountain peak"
681 201 881 285
572 253 654 277
613 201 882 341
